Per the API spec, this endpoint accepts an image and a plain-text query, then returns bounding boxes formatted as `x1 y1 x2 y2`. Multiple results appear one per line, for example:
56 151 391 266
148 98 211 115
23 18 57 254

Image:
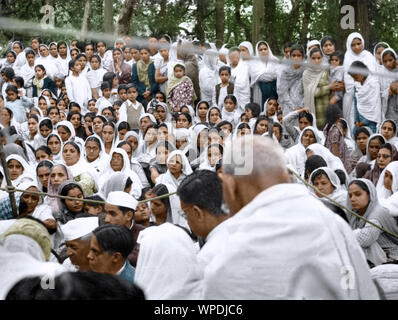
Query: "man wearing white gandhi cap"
61 217 99 272
104 191 146 268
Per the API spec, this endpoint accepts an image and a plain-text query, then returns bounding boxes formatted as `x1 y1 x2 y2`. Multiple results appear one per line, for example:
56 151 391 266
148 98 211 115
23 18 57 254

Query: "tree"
103 0 113 34
252 0 264 45
215 0 224 48
117 0 138 36
195 0 206 42
300 0 312 46
264 0 277 49
81 0 91 40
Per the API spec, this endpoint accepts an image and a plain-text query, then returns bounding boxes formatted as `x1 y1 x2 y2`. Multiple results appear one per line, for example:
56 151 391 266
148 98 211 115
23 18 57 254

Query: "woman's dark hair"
216 120 233 132
151 183 171 212
354 127 371 140
63 141 81 154
58 124 71 135
85 136 102 150
379 143 393 154
330 50 344 65
369 135 386 146
244 103 261 118
273 122 283 136
349 180 370 196
102 121 116 133
100 81 111 91
324 104 342 133
348 61 369 77
117 140 132 152
56 41 67 51
289 45 305 57
101 107 116 121
35 145 51 157
28 114 39 123
94 115 107 124
310 168 330 185
174 63 185 71
208 143 224 155
60 182 84 204
156 140 175 153
125 177 133 192
176 112 192 124
155 91 166 101
36 160 54 174
84 112 96 121
68 102 81 112
47 133 61 145
224 94 237 105
254 115 272 134
298 111 313 125
143 123 158 138
1 107 13 118
309 48 323 57
113 100 123 108
75 53 87 62
47 106 60 116
321 36 337 50
39 118 53 131
34 64 46 73
5 84 18 95
382 50 397 62
158 122 168 131
13 76 24 88
25 49 36 58
103 72 117 87
118 121 130 132
218 65 231 75
237 122 251 132
67 111 81 122
90 54 101 64
68 59 78 71
383 120 397 134
304 155 327 180
334 169 346 186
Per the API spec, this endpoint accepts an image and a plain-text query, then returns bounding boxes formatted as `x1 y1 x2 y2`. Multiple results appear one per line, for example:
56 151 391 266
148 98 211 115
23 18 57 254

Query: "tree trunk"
264 0 277 53
81 0 91 40
300 0 312 47
158 0 168 35
103 0 113 34
339 0 372 50
282 0 302 45
235 0 251 41
117 0 138 36
252 0 265 45
195 0 206 42
215 0 224 48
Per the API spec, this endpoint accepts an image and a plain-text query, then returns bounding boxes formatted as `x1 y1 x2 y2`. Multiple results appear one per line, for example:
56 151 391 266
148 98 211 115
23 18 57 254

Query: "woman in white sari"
343 32 377 127
250 40 279 108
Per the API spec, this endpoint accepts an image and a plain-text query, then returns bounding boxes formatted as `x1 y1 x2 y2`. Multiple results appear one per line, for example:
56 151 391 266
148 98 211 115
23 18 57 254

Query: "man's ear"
126 210 134 222
192 205 205 221
111 252 123 264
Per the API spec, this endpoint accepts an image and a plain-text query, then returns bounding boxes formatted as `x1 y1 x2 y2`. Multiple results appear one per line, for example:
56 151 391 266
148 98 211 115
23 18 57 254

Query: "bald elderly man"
201 135 379 300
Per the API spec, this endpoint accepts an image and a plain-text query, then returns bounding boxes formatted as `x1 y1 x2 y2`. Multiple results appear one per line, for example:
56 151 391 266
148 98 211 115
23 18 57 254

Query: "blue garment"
119 261 135 285
131 63 158 104
5 97 32 123
258 80 278 111
32 77 56 97
353 86 377 136
0 192 20 220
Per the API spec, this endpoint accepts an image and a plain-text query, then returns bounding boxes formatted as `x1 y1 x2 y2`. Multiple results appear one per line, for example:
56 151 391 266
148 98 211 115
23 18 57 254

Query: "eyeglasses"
377 154 391 159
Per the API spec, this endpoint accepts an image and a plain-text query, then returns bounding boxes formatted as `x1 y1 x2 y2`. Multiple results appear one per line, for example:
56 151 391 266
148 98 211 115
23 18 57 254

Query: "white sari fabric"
343 33 377 127
99 148 143 199
202 183 379 299
135 223 201 300
376 161 398 200
199 49 218 104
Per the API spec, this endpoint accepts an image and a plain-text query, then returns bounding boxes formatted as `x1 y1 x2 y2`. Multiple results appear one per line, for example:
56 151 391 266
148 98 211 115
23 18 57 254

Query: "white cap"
106 191 138 211
61 217 99 242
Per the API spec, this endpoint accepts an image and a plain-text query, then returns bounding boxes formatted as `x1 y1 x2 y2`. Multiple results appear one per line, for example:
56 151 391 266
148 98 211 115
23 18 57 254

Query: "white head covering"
306 143 346 172
46 133 63 161
139 113 157 125
135 223 201 299
373 42 390 65
249 40 279 86
124 130 142 158
175 128 191 154
309 167 347 205
376 161 398 200
343 32 376 73
61 217 99 242
306 40 321 56
238 41 254 56
166 150 193 176
106 191 138 210
5 154 35 186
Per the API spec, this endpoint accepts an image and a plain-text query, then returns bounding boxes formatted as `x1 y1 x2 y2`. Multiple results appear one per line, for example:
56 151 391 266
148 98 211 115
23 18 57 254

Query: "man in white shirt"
202 135 380 299
178 170 229 268
229 47 250 113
